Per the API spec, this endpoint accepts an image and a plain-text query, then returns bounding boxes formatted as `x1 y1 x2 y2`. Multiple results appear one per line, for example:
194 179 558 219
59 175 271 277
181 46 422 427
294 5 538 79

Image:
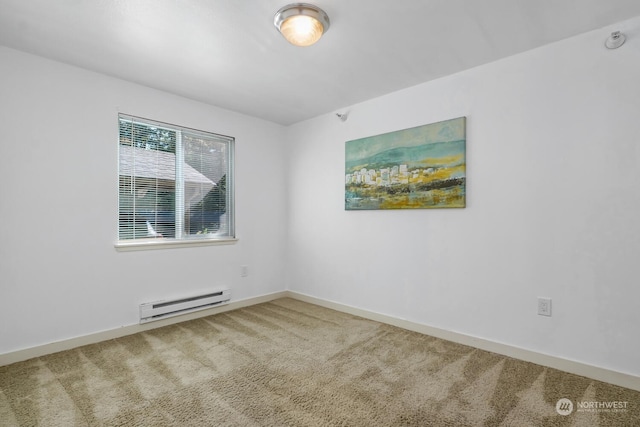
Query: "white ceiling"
1 0 639 125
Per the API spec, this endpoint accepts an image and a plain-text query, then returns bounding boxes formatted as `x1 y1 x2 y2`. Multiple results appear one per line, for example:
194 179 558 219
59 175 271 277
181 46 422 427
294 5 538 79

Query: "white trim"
115 237 238 251
284 291 640 392
0 291 287 366
3 290 638 392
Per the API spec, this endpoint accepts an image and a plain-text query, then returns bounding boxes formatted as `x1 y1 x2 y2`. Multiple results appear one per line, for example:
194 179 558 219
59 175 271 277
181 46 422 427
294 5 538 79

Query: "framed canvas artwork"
345 117 466 210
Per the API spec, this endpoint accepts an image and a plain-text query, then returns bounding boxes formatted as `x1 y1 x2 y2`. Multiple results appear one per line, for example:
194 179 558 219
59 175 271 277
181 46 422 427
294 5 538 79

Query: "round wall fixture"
605 31 626 49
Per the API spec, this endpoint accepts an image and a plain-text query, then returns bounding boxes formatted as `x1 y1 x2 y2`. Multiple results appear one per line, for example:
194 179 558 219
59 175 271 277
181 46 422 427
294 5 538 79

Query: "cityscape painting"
345 117 466 210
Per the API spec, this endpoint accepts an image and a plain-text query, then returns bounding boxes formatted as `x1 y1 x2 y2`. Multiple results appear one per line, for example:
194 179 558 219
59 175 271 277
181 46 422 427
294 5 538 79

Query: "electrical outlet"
240 265 249 277
538 297 552 317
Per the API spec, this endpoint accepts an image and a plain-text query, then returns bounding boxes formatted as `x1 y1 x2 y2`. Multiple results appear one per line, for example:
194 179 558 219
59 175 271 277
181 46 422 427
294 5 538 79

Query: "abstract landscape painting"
345 117 466 210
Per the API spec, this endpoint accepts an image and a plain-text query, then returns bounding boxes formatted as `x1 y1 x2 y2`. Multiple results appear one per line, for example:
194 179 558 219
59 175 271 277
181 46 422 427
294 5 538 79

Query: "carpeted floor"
0 298 638 426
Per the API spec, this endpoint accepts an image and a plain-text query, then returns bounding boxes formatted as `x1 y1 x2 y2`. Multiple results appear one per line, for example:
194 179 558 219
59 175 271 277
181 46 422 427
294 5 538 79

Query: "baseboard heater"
139 288 231 324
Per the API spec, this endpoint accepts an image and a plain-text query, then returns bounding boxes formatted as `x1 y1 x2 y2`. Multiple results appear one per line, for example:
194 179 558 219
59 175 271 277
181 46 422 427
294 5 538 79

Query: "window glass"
118 115 234 244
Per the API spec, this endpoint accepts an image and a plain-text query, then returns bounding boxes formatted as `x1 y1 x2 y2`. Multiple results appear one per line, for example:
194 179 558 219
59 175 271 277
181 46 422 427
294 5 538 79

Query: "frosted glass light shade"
274 3 330 47
280 15 323 47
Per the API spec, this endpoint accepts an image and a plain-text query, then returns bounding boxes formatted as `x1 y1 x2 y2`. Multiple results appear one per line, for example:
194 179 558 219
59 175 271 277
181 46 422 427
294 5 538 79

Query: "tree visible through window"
118 114 234 243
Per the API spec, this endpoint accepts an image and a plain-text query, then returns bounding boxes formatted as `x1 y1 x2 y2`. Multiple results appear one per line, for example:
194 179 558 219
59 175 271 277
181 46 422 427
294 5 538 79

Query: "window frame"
115 114 237 251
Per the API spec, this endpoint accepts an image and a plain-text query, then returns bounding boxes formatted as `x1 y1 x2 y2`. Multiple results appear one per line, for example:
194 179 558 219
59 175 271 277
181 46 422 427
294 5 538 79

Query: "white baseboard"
284 291 640 392
0 291 288 367
3 290 638 392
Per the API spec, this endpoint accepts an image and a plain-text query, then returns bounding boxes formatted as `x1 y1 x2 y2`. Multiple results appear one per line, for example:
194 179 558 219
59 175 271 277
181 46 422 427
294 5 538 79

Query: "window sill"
115 237 238 251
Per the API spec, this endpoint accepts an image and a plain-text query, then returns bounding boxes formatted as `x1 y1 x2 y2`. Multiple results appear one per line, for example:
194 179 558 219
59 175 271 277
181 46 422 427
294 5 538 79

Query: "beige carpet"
1 298 638 426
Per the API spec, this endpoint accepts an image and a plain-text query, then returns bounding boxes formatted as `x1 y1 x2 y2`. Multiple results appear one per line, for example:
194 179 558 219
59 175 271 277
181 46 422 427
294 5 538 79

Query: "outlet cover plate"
538 297 552 316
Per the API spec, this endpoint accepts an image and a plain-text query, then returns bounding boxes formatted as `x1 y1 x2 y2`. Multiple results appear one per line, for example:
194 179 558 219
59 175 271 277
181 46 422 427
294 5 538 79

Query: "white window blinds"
118 114 234 243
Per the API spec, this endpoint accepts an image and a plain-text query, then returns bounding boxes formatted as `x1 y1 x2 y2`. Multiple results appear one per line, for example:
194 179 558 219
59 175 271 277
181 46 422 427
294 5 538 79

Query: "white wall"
0 47 288 354
285 16 640 377
2 15 640 379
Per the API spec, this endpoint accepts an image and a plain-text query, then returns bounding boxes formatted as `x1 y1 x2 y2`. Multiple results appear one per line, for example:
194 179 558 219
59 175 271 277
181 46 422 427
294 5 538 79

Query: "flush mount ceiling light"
274 3 330 47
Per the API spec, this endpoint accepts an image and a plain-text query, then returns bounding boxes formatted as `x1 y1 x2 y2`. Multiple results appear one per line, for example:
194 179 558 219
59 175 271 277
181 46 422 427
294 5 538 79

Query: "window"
117 114 234 247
